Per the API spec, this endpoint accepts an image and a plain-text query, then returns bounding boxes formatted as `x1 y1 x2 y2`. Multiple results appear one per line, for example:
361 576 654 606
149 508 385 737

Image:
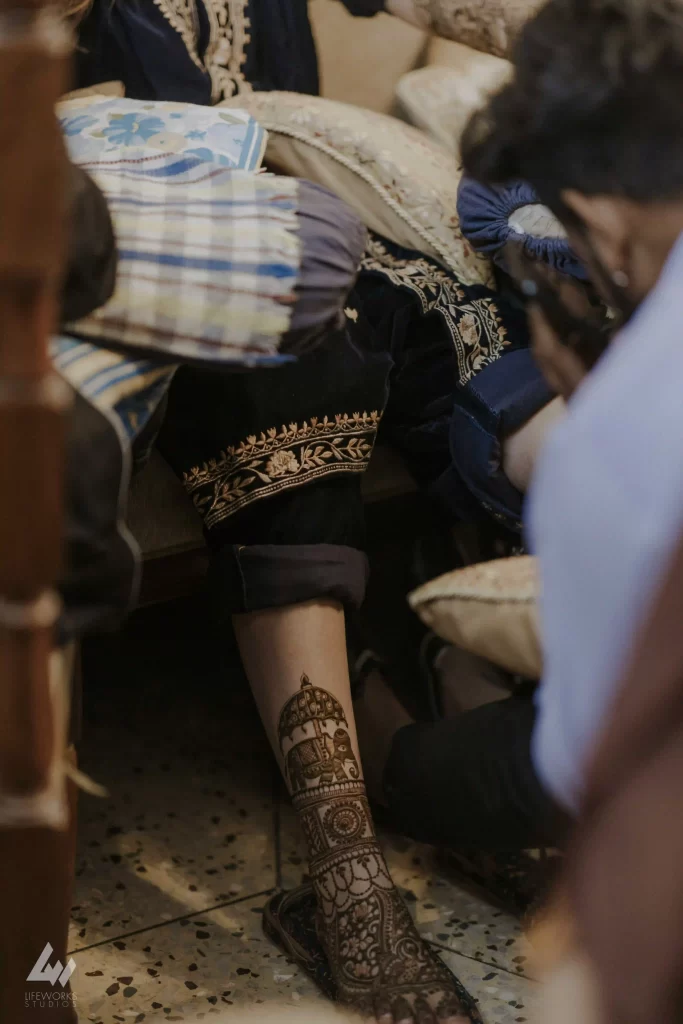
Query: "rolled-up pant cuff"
209 542 370 616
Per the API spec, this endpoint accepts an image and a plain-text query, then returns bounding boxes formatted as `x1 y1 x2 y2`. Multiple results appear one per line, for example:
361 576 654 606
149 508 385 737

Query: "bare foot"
315 868 472 1023
280 674 471 1023
295 776 471 1022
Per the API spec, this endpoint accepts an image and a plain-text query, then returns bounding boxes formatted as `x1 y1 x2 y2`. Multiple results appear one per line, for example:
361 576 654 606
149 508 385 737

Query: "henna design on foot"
278 675 471 1024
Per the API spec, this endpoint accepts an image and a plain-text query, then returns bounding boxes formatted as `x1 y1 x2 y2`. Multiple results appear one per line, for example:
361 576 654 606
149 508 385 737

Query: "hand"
529 304 589 401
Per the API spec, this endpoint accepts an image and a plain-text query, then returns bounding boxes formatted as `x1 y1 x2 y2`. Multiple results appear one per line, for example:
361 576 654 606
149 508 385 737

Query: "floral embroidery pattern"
151 0 204 72
102 113 167 146
59 96 264 170
182 412 381 527
203 0 253 102
361 236 509 385
61 113 97 137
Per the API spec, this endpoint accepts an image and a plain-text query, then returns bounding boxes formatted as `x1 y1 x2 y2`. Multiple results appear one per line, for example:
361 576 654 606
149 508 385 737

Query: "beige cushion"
388 0 541 60
220 91 493 287
409 555 542 678
61 81 125 102
396 56 511 155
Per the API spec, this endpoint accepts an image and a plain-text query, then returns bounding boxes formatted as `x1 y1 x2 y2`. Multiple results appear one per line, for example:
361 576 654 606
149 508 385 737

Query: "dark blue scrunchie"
457 177 588 280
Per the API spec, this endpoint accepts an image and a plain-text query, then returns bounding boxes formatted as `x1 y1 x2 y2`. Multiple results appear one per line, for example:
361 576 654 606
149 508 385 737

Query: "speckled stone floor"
71 598 534 1024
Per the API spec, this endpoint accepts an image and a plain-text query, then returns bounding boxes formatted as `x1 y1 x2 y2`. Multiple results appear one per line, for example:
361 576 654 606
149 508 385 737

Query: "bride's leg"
234 599 468 1024
156 302 467 1023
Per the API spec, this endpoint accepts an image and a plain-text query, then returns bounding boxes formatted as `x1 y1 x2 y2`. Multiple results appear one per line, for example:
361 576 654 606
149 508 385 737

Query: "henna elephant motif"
285 728 360 793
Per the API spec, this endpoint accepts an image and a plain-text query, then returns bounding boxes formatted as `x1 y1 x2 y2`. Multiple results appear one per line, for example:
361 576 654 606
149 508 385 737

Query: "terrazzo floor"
72 598 535 1024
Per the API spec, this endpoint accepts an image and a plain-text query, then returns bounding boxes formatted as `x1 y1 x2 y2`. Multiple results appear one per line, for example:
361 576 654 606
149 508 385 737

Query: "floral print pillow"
58 96 266 172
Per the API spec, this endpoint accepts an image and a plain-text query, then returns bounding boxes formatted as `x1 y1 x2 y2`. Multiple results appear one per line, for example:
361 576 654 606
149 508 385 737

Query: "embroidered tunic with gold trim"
76 0 384 105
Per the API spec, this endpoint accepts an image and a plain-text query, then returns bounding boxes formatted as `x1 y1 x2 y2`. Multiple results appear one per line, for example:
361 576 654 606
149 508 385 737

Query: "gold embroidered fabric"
361 236 508 385
151 0 204 72
387 0 542 59
183 412 381 528
151 0 252 102
203 0 252 101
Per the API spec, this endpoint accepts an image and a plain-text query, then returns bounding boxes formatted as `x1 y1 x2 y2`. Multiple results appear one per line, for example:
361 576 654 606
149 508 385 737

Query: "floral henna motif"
278 676 468 1021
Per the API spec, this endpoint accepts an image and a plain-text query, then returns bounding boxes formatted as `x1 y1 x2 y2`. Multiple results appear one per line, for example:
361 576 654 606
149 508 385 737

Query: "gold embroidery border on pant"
182 411 381 529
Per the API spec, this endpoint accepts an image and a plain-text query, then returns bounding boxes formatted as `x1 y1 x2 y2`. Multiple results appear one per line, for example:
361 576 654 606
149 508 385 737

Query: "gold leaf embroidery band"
151 0 204 72
151 0 252 102
182 412 381 529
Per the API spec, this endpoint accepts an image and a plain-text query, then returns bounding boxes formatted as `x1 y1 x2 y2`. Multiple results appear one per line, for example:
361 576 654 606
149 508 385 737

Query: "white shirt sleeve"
528 238 683 811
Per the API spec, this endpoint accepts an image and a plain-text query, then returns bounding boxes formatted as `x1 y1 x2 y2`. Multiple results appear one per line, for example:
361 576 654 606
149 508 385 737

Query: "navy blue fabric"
443 349 553 532
355 237 551 534
76 0 384 103
457 177 588 281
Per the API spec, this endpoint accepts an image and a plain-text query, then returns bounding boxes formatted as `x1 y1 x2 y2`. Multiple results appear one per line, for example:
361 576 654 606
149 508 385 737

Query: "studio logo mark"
27 943 77 988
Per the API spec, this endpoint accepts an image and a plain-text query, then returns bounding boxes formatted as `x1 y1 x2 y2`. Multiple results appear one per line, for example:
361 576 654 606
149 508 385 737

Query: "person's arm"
61 161 117 324
502 394 564 493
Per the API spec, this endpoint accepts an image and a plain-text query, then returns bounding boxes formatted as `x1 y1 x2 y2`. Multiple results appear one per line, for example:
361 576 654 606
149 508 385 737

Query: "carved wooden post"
0 3 76 1021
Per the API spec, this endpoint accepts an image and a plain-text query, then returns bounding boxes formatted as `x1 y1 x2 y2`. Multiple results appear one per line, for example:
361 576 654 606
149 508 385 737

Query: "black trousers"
383 695 566 852
156 233 539 619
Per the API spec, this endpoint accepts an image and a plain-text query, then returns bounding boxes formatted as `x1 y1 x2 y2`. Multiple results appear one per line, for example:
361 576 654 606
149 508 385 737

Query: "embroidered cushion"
409 555 542 678
221 91 493 288
385 0 542 59
395 56 511 155
457 178 587 280
58 95 267 171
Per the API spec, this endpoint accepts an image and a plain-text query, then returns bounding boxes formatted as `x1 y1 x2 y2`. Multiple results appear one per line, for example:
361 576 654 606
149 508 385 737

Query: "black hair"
461 0 683 218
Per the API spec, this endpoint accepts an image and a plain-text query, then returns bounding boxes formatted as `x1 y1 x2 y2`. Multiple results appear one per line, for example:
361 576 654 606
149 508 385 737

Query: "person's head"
461 0 683 308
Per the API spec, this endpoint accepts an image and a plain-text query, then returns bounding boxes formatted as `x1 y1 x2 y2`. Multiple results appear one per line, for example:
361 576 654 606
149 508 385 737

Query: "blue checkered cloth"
56 98 304 444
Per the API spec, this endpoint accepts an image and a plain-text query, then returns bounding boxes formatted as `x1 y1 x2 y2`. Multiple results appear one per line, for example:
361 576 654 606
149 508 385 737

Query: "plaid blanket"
56 99 303 446
57 165 302 455
51 339 175 441
67 160 301 369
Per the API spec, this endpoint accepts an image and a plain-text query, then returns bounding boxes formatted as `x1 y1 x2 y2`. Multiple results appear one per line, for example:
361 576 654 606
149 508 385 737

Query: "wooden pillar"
0 4 76 1021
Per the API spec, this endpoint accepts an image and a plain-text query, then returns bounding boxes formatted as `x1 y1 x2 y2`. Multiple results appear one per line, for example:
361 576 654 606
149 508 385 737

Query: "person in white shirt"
461 0 683 813
354 0 683 852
